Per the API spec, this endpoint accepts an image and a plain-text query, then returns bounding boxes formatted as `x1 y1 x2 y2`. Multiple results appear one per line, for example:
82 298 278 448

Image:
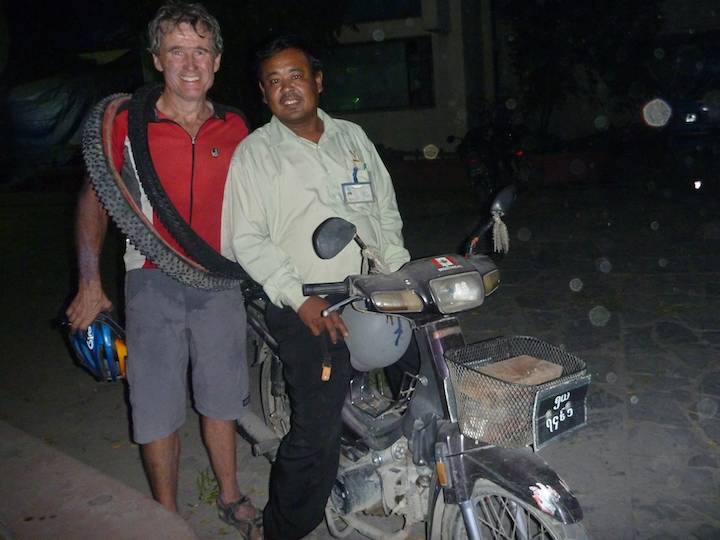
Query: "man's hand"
65 280 112 331
297 296 348 344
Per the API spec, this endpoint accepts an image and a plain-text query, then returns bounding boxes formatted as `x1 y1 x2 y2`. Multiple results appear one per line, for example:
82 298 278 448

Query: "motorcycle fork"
413 318 485 539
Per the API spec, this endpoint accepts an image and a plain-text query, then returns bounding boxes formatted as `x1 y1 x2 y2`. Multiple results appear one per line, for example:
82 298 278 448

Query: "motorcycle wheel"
440 479 588 540
259 347 291 440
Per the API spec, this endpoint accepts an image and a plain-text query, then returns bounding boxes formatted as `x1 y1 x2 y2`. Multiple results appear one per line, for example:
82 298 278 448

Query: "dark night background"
2 0 719 188
1 2 720 538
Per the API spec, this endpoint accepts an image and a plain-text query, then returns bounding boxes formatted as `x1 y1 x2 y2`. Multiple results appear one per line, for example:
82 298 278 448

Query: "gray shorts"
125 269 249 444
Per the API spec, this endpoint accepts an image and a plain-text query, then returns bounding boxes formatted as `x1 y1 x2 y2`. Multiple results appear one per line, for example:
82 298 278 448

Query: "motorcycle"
242 186 590 539
448 108 532 208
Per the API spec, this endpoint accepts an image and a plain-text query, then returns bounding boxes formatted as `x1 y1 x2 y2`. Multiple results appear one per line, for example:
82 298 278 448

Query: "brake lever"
322 295 363 317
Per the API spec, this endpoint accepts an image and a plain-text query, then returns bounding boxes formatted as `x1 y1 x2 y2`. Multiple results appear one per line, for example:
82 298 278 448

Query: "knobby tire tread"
127 84 247 281
81 93 240 290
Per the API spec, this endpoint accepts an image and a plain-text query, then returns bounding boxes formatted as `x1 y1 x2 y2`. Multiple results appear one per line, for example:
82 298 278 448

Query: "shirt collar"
267 107 335 146
150 100 228 122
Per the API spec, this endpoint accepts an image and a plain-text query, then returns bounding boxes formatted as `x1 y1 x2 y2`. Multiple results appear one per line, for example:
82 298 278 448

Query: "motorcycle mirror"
312 217 357 259
490 185 517 214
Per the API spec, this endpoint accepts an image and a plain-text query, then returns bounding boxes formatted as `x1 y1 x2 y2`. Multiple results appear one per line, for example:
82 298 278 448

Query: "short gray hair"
147 1 223 56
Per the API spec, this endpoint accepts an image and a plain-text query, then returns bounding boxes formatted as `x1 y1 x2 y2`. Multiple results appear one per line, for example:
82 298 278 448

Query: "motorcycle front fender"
451 444 582 524
437 426 583 525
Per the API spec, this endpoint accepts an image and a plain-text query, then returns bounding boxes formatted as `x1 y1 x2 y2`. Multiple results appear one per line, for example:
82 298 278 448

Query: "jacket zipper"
189 135 196 225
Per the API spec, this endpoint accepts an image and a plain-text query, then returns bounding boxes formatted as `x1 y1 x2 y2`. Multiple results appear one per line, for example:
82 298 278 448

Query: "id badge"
342 181 375 204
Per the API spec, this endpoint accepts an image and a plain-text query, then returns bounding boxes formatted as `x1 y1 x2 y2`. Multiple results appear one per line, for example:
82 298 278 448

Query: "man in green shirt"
222 36 411 539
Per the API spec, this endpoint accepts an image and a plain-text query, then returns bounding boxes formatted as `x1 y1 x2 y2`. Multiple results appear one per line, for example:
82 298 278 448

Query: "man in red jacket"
66 3 260 538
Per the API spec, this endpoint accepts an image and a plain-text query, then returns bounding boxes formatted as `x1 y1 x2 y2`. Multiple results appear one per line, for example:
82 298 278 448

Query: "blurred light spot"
650 221 660 231
372 29 385 42
605 372 618 384
642 98 672 127
517 227 532 242
594 115 609 130
630 395 639 405
353 97 360 104
596 257 612 273
423 144 439 160
693 180 703 190
589 305 611 327
569 159 587 176
658 258 668 268
569 278 584 292
697 397 718 418
505 98 518 110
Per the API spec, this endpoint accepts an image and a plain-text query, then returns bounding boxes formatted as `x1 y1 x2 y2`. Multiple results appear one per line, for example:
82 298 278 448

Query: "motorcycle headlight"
429 272 485 314
371 290 424 313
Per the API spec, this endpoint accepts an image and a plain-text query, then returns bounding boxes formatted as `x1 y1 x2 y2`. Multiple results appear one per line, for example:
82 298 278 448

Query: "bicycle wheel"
82 93 241 291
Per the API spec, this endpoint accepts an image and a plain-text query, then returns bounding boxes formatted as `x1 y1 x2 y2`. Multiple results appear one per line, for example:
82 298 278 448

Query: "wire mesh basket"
445 336 587 448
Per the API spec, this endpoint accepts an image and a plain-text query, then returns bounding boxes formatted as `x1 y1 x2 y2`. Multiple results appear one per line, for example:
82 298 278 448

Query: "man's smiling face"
153 22 221 105
259 47 323 133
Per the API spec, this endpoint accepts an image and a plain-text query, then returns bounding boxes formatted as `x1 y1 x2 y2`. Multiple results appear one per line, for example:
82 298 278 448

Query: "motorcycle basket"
445 336 587 448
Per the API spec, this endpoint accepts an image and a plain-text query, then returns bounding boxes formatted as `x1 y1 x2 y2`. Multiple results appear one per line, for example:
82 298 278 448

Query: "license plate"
533 375 591 450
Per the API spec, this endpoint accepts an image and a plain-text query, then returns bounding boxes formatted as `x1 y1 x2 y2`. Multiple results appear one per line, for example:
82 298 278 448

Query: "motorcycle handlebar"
302 282 349 297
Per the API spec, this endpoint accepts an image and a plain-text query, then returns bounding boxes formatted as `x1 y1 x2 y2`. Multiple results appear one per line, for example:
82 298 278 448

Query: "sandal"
216 495 263 539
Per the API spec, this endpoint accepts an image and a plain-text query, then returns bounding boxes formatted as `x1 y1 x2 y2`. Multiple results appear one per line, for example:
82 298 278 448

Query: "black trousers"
262 300 355 540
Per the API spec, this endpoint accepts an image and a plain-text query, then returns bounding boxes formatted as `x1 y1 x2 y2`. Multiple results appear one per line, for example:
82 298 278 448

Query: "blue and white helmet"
69 313 127 381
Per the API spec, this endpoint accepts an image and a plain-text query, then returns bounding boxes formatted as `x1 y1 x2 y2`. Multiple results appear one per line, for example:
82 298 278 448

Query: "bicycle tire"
127 84 247 281
81 93 241 291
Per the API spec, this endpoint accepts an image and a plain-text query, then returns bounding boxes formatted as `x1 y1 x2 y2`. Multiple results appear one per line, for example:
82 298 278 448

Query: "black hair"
254 35 322 80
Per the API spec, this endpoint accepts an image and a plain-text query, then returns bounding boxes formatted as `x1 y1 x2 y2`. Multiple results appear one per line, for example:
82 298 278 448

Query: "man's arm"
65 179 112 331
222 148 347 342
365 137 410 271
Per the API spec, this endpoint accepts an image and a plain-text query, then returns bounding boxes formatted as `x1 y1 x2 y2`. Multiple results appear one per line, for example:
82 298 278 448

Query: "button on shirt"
221 109 410 311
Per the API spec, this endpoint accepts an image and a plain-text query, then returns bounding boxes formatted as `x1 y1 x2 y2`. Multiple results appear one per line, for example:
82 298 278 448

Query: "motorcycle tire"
127 84 248 281
440 479 588 540
81 94 239 291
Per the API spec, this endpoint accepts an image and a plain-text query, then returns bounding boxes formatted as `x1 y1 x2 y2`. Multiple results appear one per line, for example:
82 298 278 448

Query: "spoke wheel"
441 480 587 540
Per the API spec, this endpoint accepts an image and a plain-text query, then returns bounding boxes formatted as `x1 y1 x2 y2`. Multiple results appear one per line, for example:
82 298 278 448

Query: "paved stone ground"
1 169 719 539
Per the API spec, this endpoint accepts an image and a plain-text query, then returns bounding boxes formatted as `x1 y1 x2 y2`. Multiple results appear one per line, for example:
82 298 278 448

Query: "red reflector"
515 149 525 157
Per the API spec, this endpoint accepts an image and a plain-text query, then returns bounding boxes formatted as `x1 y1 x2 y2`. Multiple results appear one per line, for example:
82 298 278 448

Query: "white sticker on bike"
431 256 462 271
529 482 561 515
